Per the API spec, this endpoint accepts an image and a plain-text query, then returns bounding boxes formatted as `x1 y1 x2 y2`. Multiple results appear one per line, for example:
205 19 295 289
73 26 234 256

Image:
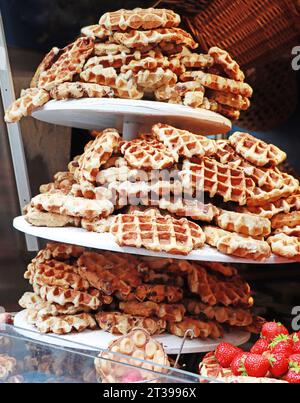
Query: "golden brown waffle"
49 82 114 100
200 261 238 277
120 284 183 304
135 68 177 90
268 234 300 258
214 139 242 165
30 47 60 88
30 192 114 219
80 65 118 86
95 311 167 335
274 225 300 237
183 90 205 108
96 328 169 383
85 52 141 70
37 285 101 310
19 292 43 309
229 132 287 167
216 209 271 237
44 242 84 260
181 53 214 69
236 194 300 219
32 313 97 335
271 210 300 229
119 301 185 322
22 297 90 319
213 103 241 120
24 207 81 228
168 317 223 339
180 70 253 97
94 43 131 56
81 215 115 233
120 138 177 170
74 128 120 184
80 24 112 39
40 171 76 195
239 164 286 191
204 226 271 260
154 80 204 102
208 91 250 110
99 8 180 31
208 47 245 82
77 251 141 297
110 211 206 255
152 123 216 159
120 54 166 73
113 28 198 50
4 88 50 123
180 158 255 205
183 300 254 327
38 37 94 90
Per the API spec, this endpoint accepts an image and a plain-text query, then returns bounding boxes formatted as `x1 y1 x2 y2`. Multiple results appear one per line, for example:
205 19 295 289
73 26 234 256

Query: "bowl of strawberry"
199 321 300 383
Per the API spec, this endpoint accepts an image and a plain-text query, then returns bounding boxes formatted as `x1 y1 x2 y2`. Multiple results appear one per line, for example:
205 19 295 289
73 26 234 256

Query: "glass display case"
0 325 215 384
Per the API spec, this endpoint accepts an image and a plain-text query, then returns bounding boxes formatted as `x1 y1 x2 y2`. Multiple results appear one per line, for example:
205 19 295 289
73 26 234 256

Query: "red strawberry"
285 369 300 383
230 353 249 376
250 338 270 355
293 342 300 354
215 342 242 368
270 335 294 357
261 321 289 342
269 353 289 378
289 354 300 367
243 354 270 378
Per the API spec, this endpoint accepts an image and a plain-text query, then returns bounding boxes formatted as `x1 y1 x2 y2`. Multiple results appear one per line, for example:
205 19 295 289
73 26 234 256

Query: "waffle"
110 211 206 255
99 8 180 31
214 103 241 120
120 138 177 170
120 54 166 73
229 132 287 167
81 24 112 39
77 251 141 297
84 52 141 70
49 82 114 100
274 225 300 237
33 313 97 335
81 215 115 233
119 301 185 322
180 71 253 97
95 311 167 335
237 194 300 218
95 328 169 383
74 128 120 183
154 80 204 102
181 53 214 69
214 139 243 165
268 234 300 258
216 210 271 237
200 261 238 277
135 68 177 90
4 88 50 123
120 284 183 304
44 242 84 260
40 171 76 195
80 65 118 87
113 28 198 50
180 158 255 205
208 47 245 82
168 317 223 339
19 292 43 309
30 47 60 88
204 226 271 260
240 164 286 191
38 37 94 90
142 270 185 287
152 123 216 159
24 299 90 319
271 211 300 229
183 90 205 108
208 91 250 110
96 164 144 186
37 285 101 310
183 300 254 327
25 207 81 228
94 43 131 56
246 173 299 206
30 193 114 219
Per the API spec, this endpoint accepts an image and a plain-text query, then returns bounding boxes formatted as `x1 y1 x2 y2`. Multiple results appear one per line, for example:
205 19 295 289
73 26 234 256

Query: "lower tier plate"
13 216 297 264
14 310 250 354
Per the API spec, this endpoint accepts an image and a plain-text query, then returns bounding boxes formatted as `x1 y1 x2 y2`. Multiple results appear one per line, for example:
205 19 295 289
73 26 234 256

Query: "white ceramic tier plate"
31 98 232 136
14 310 250 354
13 216 298 264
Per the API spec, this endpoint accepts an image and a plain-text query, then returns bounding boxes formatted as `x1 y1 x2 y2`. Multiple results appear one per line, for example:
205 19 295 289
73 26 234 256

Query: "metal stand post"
0 13 38 251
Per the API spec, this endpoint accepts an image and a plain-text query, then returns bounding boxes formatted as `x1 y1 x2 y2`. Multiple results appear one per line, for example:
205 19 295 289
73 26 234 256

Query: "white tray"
13 216 297 264
14 310 250 354
32 98 232 138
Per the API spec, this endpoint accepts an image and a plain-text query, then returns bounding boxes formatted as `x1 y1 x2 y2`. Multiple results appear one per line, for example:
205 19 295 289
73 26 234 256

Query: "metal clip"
174 328 195 368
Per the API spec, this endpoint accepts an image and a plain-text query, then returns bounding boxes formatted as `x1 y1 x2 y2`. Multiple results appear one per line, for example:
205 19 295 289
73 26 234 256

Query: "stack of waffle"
4 7 252 123
19 243 262 337
24 124 300 261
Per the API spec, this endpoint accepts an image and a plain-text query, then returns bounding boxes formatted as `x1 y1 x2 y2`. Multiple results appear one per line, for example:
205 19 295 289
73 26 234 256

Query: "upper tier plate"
31 98 232 135
13 216 298 264
14 310 250 354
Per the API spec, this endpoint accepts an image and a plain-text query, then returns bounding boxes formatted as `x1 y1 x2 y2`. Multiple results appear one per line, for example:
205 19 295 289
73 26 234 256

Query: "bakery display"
4 8 252 123
199 321 300 383
18 242 261 338
22 124 299 261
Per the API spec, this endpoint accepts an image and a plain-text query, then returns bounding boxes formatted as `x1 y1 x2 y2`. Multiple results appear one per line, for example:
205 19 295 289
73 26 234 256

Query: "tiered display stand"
11 98 298 354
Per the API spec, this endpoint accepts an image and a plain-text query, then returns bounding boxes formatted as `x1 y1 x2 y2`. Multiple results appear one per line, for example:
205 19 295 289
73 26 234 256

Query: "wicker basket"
162 0 300 67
